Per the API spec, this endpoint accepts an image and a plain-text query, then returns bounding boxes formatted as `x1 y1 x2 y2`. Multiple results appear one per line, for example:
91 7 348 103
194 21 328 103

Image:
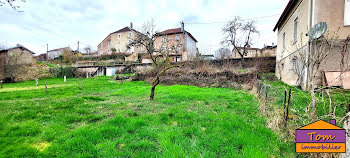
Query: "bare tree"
128 19 182 100
222 16 259 67
0 0 25 11
215 48 231 59
84 46 92 55
0 43 6 50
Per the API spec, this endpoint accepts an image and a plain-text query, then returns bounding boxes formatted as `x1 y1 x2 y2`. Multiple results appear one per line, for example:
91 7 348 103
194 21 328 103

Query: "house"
232 47 261 59
154 22 198 62
36 53 47 61
0 44 35 81
197 54 215 60
260 45 277 57
81 51 98 58
97 23 145 62
47 47 72 60
232 45 276 59
273 0 350 89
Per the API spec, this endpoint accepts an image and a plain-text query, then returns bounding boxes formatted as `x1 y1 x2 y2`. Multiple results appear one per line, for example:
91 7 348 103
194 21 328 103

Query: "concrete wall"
0 52 5 80
0 48 33 81
276 0 310 62
232 48 260 59
154 32 197 61
185 33 197 60
98 34 111 55
155 33 184 61
314 0 350 39
47 50 63 60
275 0 350 88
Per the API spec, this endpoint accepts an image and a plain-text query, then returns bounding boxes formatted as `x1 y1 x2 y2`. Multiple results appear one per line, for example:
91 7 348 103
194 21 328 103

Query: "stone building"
0 44 35 81
97 23 145 62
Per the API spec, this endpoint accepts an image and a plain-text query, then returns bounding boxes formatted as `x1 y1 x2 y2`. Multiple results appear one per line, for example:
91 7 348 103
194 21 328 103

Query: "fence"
255 78 349 133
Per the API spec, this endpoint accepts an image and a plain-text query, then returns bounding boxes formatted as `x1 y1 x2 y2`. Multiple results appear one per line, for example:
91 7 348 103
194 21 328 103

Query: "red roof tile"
157 28 198 42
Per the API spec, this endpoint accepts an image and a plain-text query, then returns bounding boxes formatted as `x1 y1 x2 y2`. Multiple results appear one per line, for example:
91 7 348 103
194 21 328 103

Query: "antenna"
308 22 328 40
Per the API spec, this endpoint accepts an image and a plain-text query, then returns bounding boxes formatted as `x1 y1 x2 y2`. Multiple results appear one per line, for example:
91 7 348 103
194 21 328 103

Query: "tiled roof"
157 28 198 42
112 27 141 34
0 44 35 54
98 26 143 45
48 47 71 52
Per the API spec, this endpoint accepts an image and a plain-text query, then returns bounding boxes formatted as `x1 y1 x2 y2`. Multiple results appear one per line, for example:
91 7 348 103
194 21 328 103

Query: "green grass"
0 77 294 157
261 73 350 127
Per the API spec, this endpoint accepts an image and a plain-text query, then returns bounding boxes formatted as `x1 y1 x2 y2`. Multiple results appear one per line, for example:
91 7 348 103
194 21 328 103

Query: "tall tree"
128 19 181 100
222 16 259 67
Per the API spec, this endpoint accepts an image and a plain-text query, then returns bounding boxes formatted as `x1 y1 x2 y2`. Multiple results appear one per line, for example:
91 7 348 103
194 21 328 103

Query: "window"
118 42 121 45
141 47 144 52
118 34 121 39
294 17 298 43
162 35 166 43
176 34 180 41
128 32 132 38
108 41 111 48
345 0 350 26
282 33 286 51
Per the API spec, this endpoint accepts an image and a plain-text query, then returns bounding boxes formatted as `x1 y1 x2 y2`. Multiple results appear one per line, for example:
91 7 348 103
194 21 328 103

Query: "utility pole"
77 41 80 53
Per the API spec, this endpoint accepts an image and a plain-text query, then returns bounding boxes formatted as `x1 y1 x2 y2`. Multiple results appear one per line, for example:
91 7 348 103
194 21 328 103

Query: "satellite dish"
308 22 328 40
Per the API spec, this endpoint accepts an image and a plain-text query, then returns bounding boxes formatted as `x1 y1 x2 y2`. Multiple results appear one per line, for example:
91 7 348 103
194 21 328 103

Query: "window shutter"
345 0 350 25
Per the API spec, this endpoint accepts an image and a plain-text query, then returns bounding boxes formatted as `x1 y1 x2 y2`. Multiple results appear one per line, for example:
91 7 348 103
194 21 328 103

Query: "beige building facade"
274 0 350 89
97 23 145 62
232 45 276 59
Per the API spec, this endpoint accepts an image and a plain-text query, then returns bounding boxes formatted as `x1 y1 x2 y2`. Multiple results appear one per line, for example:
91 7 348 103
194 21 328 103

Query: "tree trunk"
35 78 39 86
240 55 245 68
150 77 160 101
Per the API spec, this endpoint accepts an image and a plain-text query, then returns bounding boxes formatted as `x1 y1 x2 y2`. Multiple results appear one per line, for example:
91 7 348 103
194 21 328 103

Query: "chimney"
329 119 336 125
130 22 133 29
272 42 275 46
180 21 184 32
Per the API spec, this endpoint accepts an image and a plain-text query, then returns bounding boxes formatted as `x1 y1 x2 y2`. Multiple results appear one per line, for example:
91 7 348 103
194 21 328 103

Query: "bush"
50 66 77 78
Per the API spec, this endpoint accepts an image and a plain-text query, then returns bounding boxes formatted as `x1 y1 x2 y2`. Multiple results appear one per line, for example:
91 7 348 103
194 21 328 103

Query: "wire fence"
255 79 350 131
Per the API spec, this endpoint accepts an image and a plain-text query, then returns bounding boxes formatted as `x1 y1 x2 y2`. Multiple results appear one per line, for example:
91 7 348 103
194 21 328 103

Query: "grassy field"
0 77 294 157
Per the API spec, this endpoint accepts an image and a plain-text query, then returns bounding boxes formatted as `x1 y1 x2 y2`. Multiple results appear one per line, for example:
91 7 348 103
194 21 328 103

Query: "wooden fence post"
265 86 269 105
35 78 39 86
285 88 292 130
80 78 82 90
283 90 287 120
45 82 48 93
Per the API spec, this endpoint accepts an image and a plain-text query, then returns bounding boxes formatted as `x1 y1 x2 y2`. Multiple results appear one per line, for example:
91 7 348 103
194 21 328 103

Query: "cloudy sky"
0 0 290 55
